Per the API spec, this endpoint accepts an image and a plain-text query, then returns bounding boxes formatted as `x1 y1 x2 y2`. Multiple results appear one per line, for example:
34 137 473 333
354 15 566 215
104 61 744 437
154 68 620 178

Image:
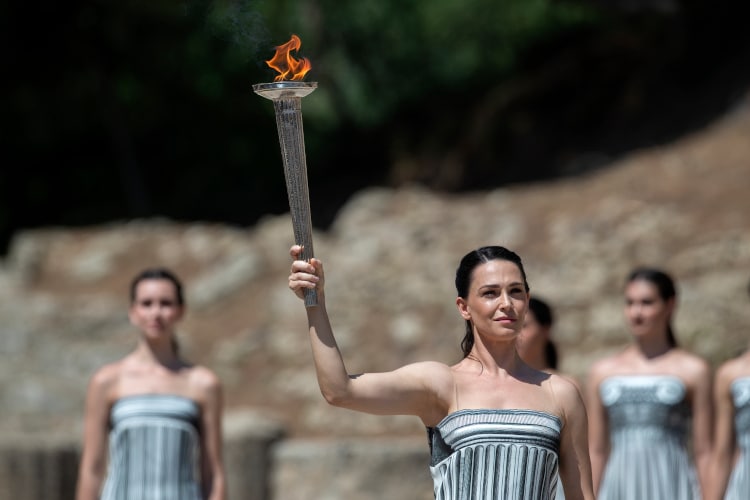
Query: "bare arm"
585 363 610 494
76 368 114 500
688 357 714 499
706 362 736 500
196 369 226 500
289 245 452 425
556 377 595 500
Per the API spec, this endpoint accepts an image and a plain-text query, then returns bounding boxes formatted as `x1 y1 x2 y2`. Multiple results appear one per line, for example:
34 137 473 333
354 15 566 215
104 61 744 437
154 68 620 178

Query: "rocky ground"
1 91 749 441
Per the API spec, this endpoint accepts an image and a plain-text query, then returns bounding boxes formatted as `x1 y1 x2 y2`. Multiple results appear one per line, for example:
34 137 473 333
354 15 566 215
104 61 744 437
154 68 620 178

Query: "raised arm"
555 377 595 500
76 367 115 500
288 245 452 425
585 362 610 494
707 361 737 500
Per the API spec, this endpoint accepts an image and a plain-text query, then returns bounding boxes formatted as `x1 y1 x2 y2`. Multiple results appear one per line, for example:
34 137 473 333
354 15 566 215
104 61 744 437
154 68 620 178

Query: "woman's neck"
633 334 672 359
468 340 524 376
134 339 181 368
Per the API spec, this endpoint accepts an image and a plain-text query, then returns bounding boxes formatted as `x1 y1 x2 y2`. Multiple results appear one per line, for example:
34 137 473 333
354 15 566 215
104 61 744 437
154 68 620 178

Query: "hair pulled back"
626 267 678 347
130 268 185 306
528 297 558 370
129 268 185 353
455 246 529 358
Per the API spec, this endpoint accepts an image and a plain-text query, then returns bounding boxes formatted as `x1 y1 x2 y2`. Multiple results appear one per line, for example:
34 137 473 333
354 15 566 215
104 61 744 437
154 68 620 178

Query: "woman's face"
129 278 184 341
457 259 529 343
624 279 673 339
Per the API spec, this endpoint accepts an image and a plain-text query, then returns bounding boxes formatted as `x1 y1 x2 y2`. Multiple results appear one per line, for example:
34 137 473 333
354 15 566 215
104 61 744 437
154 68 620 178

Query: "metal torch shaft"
273 96 317 306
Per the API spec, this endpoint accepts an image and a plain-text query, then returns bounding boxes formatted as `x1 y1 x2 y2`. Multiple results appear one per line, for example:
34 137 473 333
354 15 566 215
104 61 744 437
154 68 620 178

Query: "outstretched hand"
288 245 324 300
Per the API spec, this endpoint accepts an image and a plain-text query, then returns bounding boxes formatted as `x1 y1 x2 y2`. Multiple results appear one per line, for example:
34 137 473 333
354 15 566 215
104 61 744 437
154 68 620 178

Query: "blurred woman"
586 267 712 499
708 278 750 500
518 296 580 500
76 268 225 500
518 297 560 372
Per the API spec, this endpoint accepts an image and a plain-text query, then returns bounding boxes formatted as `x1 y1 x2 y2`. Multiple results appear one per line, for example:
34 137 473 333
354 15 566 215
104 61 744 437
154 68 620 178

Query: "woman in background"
288 244 594 499
518 296 580 500
76 268 225 500
586 267 712 499
708 278 750 500
518 297 560 373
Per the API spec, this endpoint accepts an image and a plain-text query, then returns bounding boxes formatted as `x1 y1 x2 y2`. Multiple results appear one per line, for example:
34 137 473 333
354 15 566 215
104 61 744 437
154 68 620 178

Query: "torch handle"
292 220 317 308
274 97 317 307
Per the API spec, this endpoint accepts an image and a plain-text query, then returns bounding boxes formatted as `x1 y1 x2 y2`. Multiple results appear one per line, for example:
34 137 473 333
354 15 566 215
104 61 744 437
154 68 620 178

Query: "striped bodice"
600 374 691 443
100 394 202 500
597 375 699 500
428 409 561 500
725 377 750 499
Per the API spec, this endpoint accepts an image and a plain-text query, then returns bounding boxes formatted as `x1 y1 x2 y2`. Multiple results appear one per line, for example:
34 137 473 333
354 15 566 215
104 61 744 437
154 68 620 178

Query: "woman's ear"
456 297 471 320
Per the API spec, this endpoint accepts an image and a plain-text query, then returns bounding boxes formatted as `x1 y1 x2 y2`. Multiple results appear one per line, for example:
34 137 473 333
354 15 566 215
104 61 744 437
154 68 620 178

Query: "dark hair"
130 268 185 306
529 297 558 370
455 246 530 358
529 297 553 328
130 268 185 353
626 267 678 347
544 341 559 371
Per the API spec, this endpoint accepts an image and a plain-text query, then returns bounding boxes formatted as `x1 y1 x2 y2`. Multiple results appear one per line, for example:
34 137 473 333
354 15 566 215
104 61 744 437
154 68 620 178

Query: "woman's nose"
499 293 512 308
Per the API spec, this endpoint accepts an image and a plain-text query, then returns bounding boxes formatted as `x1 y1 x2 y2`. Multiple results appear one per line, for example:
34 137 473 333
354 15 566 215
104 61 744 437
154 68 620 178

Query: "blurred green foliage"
252 0 599 127
2 0 749 255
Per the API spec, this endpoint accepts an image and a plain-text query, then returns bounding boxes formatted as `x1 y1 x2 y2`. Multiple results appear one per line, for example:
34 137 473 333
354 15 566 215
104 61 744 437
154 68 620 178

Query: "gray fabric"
725 377 750 500
597 375 699 500
428 409 561 500
101 394 202 500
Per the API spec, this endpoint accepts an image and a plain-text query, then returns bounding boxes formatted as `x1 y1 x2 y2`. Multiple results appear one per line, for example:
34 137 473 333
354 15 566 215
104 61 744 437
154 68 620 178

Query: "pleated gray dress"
428 409 561 500
101 394 203 500
597 375 699 500
725 376 750 500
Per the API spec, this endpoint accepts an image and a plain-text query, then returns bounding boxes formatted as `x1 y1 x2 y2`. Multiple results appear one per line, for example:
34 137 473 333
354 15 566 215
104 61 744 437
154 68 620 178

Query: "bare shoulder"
398 360 455 390
411 360 454 376
88 360 123 394
586 351 624 387
390 360 453 378
188 365 222 393
672 348 711 379
543 373 586 429
183 365 222 412
404 360 457 402
549 373 585 407
715 354 750 391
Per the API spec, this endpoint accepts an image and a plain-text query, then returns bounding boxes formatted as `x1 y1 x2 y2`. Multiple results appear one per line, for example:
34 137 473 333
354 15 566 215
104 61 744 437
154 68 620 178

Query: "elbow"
320 387 351 407
321 390 344 407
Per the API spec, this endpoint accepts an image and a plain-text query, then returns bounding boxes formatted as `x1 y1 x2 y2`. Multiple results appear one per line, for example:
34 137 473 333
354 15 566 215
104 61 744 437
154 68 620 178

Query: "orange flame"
265 34 311 82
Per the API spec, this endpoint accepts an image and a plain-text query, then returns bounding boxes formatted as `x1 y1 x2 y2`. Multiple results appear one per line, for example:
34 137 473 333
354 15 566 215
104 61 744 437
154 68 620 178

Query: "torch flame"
265 34 311 82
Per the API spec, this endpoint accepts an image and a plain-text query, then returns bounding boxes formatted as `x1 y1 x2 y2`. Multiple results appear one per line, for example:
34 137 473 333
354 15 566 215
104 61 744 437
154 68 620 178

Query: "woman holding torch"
288 244 594 500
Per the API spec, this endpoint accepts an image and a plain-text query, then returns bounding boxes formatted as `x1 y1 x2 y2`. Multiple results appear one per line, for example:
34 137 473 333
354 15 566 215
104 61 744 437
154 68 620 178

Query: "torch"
253 35 318 306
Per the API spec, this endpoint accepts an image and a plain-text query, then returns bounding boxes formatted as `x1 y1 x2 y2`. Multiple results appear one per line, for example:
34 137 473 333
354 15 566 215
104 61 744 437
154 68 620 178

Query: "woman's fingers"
289 244 303 259
288 246 323 299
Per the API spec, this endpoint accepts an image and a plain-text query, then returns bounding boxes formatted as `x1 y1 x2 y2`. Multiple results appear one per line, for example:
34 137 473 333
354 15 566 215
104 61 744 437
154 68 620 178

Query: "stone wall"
0 414 430 500
0 102 749 497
